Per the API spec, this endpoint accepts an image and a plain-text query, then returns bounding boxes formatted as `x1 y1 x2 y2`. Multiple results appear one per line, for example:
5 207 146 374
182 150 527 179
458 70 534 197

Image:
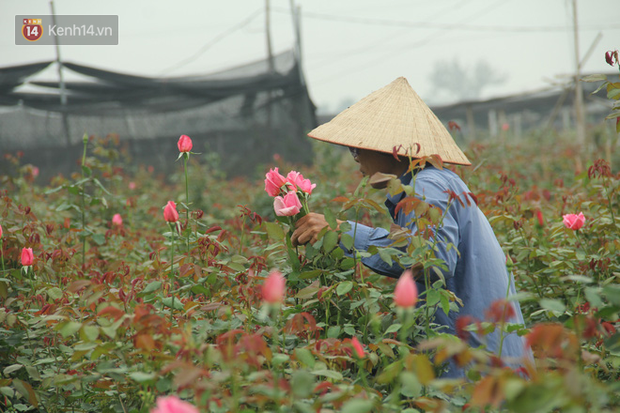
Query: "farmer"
291 77 530 377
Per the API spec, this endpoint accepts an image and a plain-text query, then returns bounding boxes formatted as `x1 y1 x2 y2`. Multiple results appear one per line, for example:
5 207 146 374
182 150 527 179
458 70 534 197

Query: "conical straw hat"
308 77 471 166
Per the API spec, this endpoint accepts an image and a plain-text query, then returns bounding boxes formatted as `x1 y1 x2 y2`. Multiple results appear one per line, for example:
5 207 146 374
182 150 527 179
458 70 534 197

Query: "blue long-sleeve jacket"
343 166 530 377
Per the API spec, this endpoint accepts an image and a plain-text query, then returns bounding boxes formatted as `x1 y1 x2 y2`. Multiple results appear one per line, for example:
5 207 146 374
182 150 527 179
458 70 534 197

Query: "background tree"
428 59 507 103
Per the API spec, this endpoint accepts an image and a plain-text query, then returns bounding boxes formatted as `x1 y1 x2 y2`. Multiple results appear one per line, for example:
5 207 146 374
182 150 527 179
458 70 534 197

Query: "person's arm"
291 213 407 278
341 221 409 278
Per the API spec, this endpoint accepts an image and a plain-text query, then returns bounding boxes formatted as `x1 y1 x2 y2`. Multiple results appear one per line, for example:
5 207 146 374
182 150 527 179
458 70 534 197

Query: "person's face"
354 149 407 189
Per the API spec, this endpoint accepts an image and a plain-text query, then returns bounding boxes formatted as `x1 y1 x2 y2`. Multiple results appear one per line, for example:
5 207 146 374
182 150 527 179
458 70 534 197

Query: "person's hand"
291 213 343 246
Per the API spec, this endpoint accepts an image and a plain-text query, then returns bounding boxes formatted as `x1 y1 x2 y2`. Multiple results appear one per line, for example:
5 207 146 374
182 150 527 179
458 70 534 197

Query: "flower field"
0 126 619 413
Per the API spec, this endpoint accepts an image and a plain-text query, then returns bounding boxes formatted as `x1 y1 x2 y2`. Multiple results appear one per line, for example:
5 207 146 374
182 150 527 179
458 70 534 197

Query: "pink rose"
351 336 365 358
112 213 123 226
393 270 418 308
150 395 198 413
563 212 585 230
177 135 193 153
0 224 3 239
264 167 287 197
286 171 316 194
21 247 34 267
262 270 286 304
128 182 136 190
273 191 302 217
163 201 179 223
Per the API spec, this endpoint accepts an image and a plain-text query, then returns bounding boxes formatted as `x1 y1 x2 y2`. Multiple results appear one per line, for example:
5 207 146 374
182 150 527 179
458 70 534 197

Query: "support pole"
572 0 586 146
265 0 275 73
50 0 71 146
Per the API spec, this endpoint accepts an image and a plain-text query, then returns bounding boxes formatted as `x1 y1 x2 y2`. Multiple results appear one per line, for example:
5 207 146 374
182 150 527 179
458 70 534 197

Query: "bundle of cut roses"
264 168 315 222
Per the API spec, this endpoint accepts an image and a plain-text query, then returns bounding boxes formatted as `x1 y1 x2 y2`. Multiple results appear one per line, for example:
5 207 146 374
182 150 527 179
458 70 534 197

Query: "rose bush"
0 126 617 413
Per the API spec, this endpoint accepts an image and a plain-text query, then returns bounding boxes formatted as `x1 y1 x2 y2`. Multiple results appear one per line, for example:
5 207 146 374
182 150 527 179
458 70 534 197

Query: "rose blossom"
273 191 302 217
112 213 123 226
393 270 418 308
563 212 585 230
177 135 193 153
262 270 286 304
286 171 317 194
264 167 287 197
163 201 179 223
21 247 34 267
150 395 198 413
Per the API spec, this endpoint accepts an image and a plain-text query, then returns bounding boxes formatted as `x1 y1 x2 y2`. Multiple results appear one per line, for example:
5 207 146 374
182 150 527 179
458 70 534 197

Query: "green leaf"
295 348 315 368
560 275 593 284
581 73 607 82
378 248 393 266
92 234 106 246
299 269 322 280
341 399 374 413
400 372 422 398
310 369 343 380
162 297 185 310
539 298 565 314
337 281 353 296
603 285 620 306
291 370 315 398
327 326 341 338
322 231 339 253
13 379 37 408
272 353 289 368
608 88 620 100
264 222 285 240
3 364 23 376
426 289 440 307
324 207 337 230
585 287 603 309
296 282 320 299
58 321 82 338
129 372 156 383
47 287 63 301
81 325 100 342
341 233 354 251
384 323 402 334
439 291 450 315
141 281 162 295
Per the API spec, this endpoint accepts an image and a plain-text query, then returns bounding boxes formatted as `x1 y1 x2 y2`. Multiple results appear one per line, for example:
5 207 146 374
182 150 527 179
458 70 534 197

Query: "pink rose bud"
262 270 286 304
177 135 193 153
150 395 199 413
0 224 3 239
535 210 544 227
562 212 585 230
112 213 123 226
264 167 287 197
128 182 136 190
393 270 418 308
273 191 302 217
286 171 317 194
32 166 39 178
351 336 365 358
21 247 34 267
163 201 179 223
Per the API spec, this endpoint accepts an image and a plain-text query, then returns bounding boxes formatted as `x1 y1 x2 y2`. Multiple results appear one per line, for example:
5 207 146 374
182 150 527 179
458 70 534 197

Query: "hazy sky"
2 0 619 113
